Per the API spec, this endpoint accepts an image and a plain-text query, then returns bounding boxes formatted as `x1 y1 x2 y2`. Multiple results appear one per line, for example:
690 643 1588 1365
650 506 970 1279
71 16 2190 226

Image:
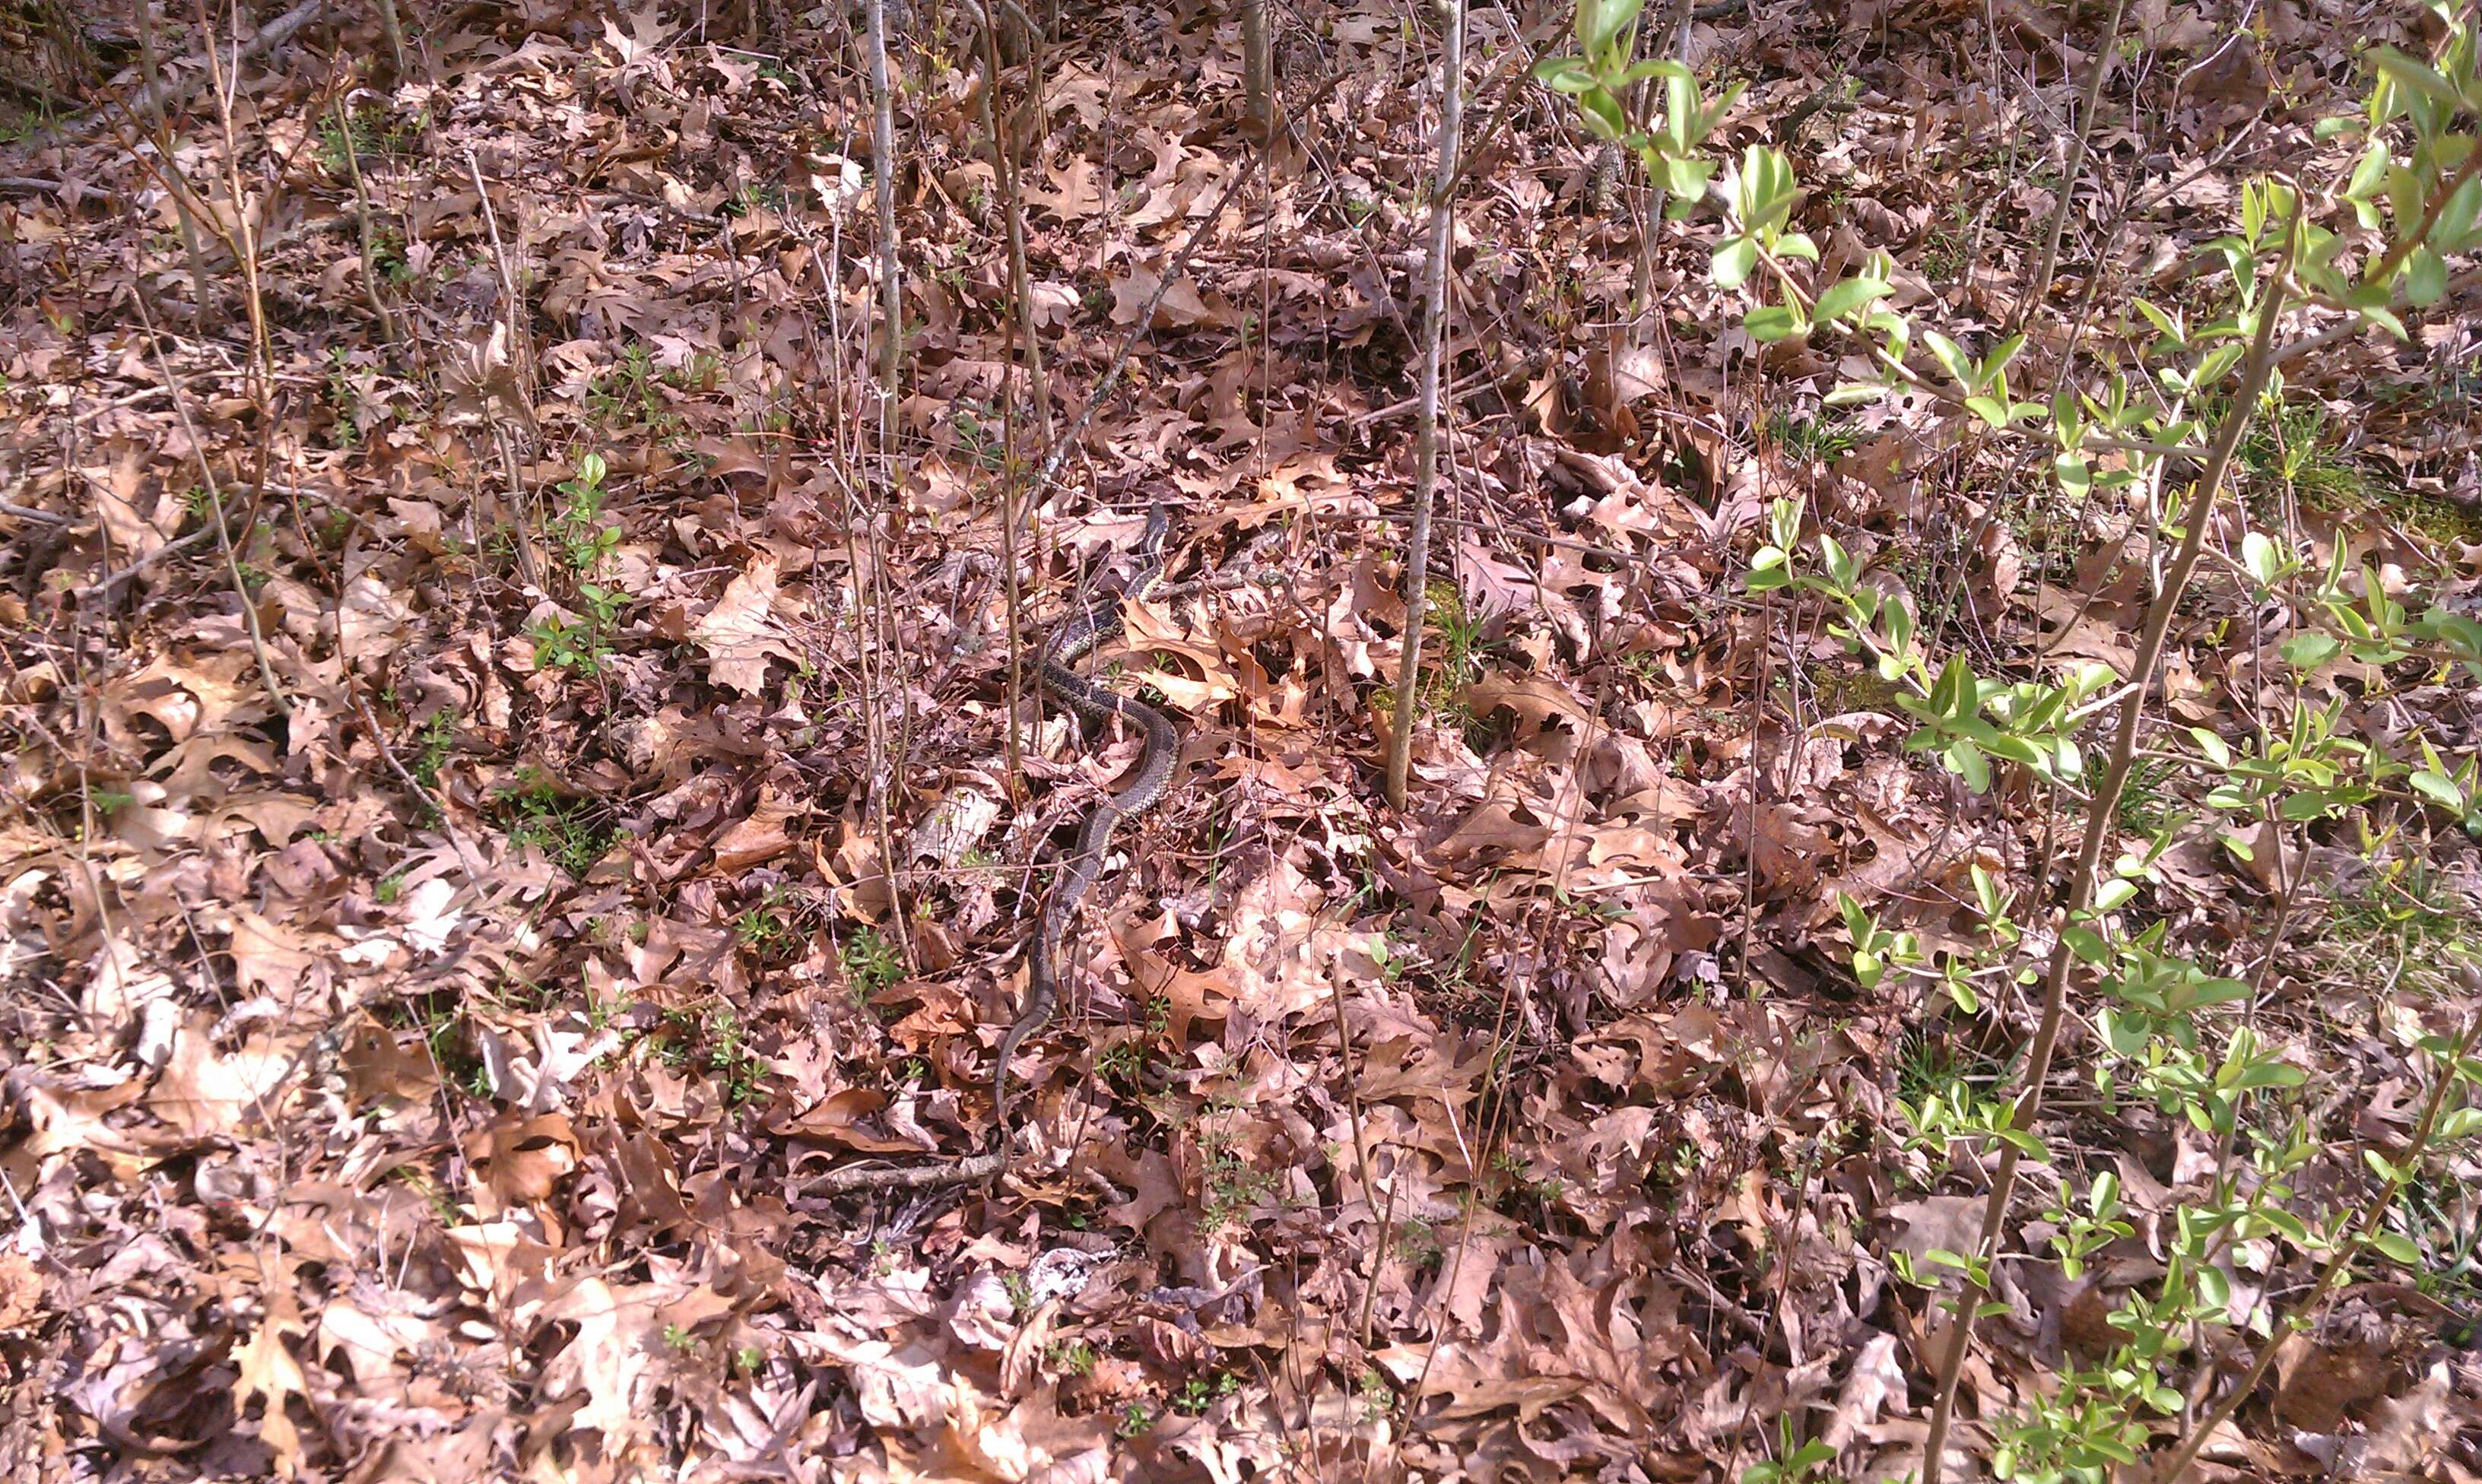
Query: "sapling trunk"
863 0 903 422
373 0 407 79
2014 0 2131 329
1383 0 1467 810
1241 0 1272 135
195 0 272 394
134 0 216 331
332 94 397 344
971 0 1051 794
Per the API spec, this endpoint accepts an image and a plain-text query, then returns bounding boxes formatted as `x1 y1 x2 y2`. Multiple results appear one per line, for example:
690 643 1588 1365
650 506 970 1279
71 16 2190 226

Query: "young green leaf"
1812 274 1890 324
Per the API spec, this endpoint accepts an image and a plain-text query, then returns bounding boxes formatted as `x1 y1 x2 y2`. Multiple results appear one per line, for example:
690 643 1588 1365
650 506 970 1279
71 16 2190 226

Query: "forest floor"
3 0 2481 1480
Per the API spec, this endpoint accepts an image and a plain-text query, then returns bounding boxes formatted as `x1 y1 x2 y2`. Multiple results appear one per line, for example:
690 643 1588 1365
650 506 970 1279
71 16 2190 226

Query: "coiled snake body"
992 505 1178 1173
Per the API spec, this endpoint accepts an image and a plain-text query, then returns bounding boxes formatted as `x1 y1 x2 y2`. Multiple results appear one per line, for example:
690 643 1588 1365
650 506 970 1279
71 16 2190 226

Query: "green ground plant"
1538 1 2482 1476
497 774 614 876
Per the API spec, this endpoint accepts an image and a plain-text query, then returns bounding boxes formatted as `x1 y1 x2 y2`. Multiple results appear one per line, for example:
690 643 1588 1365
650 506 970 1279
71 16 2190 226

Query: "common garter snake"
992 503 1179 1177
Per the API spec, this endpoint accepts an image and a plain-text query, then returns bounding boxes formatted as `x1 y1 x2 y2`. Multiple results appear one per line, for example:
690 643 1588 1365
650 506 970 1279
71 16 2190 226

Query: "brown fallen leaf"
145 1013 300 1143
231 1276 310 1478
690 553 808 695
462 1110 580 1214
2271 1303 2402 1432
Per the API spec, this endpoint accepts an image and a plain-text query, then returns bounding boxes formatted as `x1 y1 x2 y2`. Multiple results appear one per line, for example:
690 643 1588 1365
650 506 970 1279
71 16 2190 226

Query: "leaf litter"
1 0 2480 1481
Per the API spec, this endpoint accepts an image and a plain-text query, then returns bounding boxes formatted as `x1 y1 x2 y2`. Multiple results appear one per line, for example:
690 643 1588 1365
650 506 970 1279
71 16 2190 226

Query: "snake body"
992 506 1177 1172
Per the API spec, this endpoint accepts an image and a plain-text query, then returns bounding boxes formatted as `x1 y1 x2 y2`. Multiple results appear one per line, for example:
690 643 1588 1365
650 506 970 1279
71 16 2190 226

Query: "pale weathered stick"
808 1147 1006 1192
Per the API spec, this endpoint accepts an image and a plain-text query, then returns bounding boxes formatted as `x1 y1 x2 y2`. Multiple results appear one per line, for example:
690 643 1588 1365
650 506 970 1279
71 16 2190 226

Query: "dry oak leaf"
710 781 802 871
10 1068 148 1162
1457 531 1556 625
2360 1362 2454 1472
1024 155 1108 220
82 931 176 1026
0 1251 41 1333
225 907 322 1004
1124 600 1243 712
338 572 417 667
316 1292 443 1390
89 441 167 561
690 553 808 695
1885 1194 1985 1270
770 1087 933 1154
443 1221 560 1303
1821 1330 1907 1449
1220 853 1382 1023
338 1013 439 1104
147 1013 299 1142
1746 800 1835 895
1460 674 1590 737
233 1291 311 1477
462 1110 581 1211
1109 265 1226 330
2272 1305 2401 1432
1427 782 1557 870
795 1325 957 1434
538 1277 735 1452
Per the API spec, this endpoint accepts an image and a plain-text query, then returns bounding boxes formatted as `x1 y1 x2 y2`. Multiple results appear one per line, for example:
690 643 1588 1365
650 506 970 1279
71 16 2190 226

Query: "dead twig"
863 0 905 415
964 0 1052 797
164 1 327 120
71 526 219 601
351 699 488 882
331 94 398 344
194 0 275 393
133 296 294 721
135 0 216 331
1020 160 1258 516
